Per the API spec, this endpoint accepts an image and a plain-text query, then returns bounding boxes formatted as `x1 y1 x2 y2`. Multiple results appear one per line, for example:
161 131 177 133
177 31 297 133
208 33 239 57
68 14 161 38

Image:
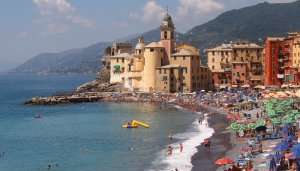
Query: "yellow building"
104 13 211 93
291 33 300 68
206 42 263 87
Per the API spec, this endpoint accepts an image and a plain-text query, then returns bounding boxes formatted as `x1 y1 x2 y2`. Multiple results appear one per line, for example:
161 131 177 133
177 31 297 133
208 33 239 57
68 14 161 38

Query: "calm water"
0 73 197 171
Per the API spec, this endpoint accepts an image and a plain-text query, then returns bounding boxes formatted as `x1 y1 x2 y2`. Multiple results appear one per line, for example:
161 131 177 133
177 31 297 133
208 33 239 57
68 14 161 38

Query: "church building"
103 13 212 93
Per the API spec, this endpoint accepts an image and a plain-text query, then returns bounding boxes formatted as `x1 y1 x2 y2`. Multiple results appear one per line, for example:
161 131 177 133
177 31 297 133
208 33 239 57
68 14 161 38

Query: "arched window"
164 31 168 39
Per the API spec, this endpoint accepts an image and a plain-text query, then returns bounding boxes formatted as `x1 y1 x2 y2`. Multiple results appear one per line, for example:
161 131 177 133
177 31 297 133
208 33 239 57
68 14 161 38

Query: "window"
183 56 186 60
212 58 215 62
212 65 215 70
164 31 167 39
212 51 215 56
122 58 124 63
116 58 119 62
159 69 161 74
185 69 188 73
164 69 167 74
150 48 154 52
174 56 177 60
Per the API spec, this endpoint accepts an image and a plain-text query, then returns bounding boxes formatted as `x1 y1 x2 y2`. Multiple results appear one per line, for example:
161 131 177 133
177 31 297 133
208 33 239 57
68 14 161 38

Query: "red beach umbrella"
215 157 234 165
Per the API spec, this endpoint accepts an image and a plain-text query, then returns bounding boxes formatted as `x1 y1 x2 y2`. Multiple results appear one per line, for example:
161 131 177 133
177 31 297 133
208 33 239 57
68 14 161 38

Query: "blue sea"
0 73 213 171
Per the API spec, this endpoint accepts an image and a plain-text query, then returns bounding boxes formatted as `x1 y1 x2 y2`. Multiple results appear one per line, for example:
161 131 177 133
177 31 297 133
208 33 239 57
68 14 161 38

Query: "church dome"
135 37 145 50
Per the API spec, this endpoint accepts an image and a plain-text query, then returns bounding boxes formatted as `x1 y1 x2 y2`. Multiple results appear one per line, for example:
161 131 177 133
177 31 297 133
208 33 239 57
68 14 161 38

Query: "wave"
148 112 215 171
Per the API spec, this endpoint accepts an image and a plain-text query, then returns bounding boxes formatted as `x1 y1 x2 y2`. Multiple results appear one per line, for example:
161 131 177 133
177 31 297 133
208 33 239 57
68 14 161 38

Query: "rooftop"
172 48 198 56
145 42 164 48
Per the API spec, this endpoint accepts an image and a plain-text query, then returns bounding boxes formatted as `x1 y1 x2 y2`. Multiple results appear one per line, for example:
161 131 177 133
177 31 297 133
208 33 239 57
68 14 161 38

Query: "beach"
192 109 232 171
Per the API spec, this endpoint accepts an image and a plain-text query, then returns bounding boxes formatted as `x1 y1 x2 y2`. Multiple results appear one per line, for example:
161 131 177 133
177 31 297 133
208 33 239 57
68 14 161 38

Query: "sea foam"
149 112 215 171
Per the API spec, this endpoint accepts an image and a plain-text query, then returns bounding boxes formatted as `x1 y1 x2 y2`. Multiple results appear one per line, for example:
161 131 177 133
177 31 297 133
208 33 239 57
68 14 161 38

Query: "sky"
0 0 296 71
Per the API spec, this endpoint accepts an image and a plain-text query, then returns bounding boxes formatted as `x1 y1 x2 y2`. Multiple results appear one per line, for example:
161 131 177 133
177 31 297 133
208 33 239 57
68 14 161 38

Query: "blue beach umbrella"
274 142 289 152
292 144 300 158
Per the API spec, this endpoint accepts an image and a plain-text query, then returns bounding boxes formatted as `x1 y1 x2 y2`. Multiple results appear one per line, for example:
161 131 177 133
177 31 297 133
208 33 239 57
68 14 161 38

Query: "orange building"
264 33 300 86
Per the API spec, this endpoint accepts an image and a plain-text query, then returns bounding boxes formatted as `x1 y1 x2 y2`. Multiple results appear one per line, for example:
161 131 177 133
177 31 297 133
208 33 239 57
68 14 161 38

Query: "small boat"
34 114 42 119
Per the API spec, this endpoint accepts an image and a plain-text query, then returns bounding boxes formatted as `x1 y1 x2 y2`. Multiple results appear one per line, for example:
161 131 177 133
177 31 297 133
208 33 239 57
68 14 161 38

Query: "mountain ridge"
14 0 300 73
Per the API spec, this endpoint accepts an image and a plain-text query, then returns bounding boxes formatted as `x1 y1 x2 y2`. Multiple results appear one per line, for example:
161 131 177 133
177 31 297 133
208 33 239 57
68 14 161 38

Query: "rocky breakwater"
24 80 126 105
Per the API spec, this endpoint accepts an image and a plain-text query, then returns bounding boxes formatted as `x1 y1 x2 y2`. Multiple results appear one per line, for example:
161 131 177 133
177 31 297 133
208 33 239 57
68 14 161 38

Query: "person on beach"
198 118 202 124
180 143 183 152
167 146 173 155
203 138 211 150
168 133 173 141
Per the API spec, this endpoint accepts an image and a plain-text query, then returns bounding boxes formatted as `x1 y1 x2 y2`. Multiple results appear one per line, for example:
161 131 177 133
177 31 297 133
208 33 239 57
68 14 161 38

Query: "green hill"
14 0 300 73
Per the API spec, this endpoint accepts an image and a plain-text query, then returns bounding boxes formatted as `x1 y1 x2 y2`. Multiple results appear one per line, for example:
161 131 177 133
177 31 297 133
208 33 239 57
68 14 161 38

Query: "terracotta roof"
172 49 198 56
145 42 164 48
110 53 131 58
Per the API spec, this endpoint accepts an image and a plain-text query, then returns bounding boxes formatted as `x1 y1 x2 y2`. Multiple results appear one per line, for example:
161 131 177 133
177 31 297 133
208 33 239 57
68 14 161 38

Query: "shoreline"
162 103 232 171
191 105 232 171
25 91 233 171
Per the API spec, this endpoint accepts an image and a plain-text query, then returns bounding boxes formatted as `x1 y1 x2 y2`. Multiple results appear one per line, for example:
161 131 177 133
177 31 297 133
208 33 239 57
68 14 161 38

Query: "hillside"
13 28 171 74
14 0 300 73
182 0 300 58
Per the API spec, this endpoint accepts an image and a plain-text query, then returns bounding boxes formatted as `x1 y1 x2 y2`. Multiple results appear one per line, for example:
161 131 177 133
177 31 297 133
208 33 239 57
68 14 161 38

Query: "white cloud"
142 0 165 23
33 0 74 15
129 0 165 24
177 0 223 17
33 0 95 34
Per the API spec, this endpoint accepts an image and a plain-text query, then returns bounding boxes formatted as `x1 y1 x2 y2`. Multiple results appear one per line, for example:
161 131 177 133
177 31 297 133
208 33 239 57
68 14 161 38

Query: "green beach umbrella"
239 124 248 131
230 122 240 131
295 114 300 121
248 123 257 129
282 118 295 124
271 118 281 125
256 119 266 127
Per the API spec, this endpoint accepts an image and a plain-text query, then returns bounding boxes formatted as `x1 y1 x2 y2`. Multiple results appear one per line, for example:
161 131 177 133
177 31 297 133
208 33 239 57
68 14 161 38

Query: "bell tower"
160 12 175 64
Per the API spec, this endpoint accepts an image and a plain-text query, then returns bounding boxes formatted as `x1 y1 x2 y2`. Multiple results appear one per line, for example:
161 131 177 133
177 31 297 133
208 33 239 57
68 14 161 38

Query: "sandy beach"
187 104 231 171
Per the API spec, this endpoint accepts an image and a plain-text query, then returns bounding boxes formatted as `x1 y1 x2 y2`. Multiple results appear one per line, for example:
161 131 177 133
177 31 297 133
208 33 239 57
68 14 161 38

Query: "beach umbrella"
230 122 240 131
248 123 257 129
239 124 248 131
255 125 267 132
274 142 289 152
256 119 266 127
271 118 281 125
282 117 295 124
215 157 234 165
292 144 300 158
